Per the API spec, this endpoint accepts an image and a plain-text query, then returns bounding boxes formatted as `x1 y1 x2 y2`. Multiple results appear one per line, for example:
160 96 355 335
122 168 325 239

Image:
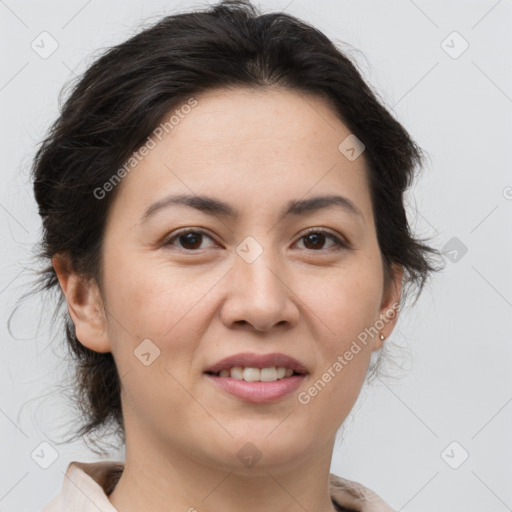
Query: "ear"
52 254 111 353
373 262 404 351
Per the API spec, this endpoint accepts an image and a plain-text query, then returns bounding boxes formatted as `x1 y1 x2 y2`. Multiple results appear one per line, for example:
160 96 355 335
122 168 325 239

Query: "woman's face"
62 87 402 472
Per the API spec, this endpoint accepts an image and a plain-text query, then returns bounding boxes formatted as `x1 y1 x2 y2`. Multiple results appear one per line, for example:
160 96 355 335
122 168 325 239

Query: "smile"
204 370 307 403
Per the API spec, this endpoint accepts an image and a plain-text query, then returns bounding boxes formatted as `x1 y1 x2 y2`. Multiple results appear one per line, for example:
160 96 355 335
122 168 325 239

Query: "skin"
53 86 403 512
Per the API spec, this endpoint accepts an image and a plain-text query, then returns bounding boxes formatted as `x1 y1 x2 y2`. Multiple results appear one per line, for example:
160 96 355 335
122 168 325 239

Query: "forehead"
108 86 373 226
166 86 352 155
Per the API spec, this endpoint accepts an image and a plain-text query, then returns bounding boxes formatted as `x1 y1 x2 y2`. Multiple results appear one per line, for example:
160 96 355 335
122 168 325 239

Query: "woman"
33 1 441 510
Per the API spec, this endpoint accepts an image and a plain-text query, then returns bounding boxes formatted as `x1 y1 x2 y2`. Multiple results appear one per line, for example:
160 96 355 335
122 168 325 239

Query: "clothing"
40 460 396 512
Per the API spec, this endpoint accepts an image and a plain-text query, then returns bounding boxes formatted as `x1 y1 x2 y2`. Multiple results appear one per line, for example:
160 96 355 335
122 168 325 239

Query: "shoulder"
329 473 396 512
40 460 124 512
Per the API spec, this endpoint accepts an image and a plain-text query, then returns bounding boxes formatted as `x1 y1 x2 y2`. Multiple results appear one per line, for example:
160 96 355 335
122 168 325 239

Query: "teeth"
217 366 296 382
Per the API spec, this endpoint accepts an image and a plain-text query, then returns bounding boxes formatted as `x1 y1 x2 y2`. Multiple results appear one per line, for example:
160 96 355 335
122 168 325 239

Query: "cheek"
298 259 383 346
101 254 208 423
101 250 225 381
295 270 382 427
102 248 202 336
293 259 382 406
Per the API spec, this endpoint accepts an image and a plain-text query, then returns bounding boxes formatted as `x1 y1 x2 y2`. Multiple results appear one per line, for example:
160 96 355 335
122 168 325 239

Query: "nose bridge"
221 234 297 331
234 235 285 300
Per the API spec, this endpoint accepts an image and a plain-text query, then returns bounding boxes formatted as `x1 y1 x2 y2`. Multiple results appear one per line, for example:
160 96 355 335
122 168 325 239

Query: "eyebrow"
140 193 365 225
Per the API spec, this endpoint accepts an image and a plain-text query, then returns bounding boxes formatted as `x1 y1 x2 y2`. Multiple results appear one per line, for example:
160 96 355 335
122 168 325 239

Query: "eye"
163 229 216 251
295 228 349 252
163 228 349 253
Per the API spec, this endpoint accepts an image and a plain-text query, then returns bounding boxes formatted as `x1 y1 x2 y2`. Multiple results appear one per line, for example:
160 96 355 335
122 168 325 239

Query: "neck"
108 425 340 512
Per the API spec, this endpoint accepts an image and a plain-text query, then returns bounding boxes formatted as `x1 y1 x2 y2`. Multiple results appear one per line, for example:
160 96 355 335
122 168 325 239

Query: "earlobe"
52 254 111 353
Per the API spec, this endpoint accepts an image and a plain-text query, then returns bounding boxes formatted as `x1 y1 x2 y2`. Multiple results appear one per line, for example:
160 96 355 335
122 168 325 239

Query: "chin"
223 431 307 470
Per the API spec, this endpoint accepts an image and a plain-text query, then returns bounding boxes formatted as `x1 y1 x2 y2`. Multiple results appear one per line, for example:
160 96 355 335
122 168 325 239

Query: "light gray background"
1 0 511 511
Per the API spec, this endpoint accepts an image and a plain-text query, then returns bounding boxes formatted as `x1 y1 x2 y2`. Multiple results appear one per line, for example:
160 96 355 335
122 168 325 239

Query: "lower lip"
204 373 307 403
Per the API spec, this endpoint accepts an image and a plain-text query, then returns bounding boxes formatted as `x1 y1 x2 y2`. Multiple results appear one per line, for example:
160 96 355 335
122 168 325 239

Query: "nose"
219 247 300 333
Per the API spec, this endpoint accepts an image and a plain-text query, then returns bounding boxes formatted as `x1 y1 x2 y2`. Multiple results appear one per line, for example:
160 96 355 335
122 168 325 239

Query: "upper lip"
205 352 309 374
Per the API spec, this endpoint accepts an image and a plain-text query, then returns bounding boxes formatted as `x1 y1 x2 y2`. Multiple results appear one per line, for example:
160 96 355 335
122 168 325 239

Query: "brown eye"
163 228 349 253
164 230 215 251
297 229 348 251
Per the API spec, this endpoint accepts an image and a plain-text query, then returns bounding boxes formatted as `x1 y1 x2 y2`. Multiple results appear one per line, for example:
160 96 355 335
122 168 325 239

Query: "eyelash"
163 227 349 253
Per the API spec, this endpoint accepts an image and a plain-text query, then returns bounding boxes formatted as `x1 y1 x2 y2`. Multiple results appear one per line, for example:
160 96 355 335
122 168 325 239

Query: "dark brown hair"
26 0 442 454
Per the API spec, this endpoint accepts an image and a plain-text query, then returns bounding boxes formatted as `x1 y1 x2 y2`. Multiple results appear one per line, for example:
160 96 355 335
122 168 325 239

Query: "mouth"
203 352 309 403
204 367 308 403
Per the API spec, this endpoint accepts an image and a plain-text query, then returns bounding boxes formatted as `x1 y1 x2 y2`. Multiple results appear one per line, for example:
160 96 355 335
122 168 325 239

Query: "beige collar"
41 460 395 512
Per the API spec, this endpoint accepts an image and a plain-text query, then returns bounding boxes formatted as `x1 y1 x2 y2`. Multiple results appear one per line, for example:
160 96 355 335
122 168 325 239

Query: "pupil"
181 233 201 249
305 233 324 249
